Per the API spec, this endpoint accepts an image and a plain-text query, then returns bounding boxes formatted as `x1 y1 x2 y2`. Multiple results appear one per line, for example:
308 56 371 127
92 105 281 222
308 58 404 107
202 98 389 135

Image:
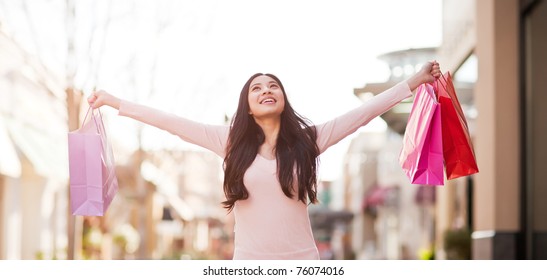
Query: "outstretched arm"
315 61 440 153
88 91 229 157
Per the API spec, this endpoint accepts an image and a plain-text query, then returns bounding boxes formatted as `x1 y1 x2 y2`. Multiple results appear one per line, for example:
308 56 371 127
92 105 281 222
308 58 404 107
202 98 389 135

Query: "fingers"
87 92 96 108
430 60 441 79
422 61 438 73
87 90 104 108
419 61 441 84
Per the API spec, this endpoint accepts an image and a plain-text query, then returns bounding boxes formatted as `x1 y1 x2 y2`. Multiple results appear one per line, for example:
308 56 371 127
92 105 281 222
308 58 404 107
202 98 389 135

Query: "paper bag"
436 72 479 179
399 83 444 185
68 108 118 216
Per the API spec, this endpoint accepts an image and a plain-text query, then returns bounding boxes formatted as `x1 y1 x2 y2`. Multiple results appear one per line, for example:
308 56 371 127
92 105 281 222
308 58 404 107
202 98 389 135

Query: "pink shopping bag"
68 107 118 216
399 83 444 185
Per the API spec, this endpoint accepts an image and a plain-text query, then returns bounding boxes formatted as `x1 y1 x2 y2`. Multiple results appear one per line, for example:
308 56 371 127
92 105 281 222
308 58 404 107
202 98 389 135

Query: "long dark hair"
222 73 320 211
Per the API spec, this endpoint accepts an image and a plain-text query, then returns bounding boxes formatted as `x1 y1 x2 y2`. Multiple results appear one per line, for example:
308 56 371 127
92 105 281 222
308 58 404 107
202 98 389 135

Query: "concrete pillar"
473 0 521 259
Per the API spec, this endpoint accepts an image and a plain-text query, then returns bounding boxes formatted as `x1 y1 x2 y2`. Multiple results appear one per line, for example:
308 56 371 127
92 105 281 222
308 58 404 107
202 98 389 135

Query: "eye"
251 86 260 91
270 84 279 89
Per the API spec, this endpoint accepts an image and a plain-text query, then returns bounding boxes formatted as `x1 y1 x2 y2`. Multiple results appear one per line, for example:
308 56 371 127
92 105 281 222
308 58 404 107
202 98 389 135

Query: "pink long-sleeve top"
118 81 412 259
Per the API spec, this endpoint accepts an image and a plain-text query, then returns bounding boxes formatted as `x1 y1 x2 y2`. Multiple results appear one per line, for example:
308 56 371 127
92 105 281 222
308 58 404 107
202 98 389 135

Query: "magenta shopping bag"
68 107 118 216
399 83 444 185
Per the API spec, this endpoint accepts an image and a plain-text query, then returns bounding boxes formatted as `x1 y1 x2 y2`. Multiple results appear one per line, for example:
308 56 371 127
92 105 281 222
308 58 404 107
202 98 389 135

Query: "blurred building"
0 28 230 260
437 0 547 260
346 48 438 260
139 149 230 260
84 147 229 260
346 0 547 260
0 29 69 259
309 181 354 260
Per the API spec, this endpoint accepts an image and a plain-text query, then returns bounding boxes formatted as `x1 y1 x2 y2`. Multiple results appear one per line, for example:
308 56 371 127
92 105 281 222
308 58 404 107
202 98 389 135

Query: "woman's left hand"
420 61 441 84
406 61 442 91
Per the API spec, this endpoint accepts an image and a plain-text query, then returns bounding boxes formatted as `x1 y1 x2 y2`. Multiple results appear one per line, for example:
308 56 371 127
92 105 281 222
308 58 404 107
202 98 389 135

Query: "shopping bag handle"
82 106 102 131
82 106 115 161
81 106 110 142
435 72 470 128
435 72 449 94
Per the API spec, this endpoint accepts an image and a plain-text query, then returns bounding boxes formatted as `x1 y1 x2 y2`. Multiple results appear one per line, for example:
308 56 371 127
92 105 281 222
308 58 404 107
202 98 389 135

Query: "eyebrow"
250 81 278 88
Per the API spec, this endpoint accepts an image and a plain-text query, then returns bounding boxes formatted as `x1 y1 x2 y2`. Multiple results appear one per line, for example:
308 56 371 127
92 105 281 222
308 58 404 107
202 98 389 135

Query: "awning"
363 187 389 207
415 185 436 205
309 206 353 229
0 117 21 177
362 186 397 209
6 118 68 180
364 188 388 207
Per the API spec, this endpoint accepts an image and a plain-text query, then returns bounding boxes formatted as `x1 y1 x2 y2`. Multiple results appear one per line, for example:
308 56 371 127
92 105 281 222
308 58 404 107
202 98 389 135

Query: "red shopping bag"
436 72 479 179
68 107 118 216
399 83 444 185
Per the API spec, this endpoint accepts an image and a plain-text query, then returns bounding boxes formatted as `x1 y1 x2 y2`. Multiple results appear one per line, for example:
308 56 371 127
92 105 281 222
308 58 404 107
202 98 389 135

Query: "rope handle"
434 72 470 128
82 106 99 132
435 72 449 94
81 106 110 144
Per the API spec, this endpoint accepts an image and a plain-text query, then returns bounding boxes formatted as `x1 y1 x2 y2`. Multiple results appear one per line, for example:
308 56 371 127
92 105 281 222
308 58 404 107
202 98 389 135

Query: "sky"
0 0 442 181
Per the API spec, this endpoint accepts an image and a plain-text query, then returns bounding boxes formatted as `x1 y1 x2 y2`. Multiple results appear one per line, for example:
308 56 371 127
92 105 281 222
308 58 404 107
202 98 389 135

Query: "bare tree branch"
21 0 45 65
87 0 114 90
65 0 76 87
148 1 175 100
0 29 65 101
81 1 138 91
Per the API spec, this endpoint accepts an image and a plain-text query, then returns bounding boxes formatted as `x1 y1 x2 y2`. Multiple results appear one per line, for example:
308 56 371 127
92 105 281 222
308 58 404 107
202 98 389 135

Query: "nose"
261 87 272 95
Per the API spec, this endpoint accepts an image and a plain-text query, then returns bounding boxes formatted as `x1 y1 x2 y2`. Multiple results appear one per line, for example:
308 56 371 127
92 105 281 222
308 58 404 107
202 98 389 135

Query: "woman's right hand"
88 90 121 110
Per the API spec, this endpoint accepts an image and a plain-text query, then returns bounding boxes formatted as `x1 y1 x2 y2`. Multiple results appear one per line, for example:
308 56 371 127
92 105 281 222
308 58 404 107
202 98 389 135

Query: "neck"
255 117 280 145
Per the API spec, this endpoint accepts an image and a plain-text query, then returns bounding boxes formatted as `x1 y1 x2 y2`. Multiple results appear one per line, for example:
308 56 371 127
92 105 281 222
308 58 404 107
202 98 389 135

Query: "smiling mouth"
260 98 276 104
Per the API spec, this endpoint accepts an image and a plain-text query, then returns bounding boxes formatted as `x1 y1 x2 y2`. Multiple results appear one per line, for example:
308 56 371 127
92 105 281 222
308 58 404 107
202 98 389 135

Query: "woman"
88 61 441 259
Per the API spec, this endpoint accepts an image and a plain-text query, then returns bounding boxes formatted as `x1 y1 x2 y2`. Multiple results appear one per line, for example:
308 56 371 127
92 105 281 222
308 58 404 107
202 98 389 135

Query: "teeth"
261 98 275 104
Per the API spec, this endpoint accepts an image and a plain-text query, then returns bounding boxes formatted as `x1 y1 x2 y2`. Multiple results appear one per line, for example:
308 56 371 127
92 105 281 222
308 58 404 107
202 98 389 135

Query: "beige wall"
20 158 49 259
440 0 476 72
474 0 520 232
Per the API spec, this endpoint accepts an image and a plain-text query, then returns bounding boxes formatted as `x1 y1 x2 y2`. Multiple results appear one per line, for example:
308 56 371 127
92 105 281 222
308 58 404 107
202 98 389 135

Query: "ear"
248 111 253 115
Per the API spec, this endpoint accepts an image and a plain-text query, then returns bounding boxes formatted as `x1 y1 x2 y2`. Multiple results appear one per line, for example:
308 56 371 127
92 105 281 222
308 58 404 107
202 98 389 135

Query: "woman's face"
247 75 285 119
